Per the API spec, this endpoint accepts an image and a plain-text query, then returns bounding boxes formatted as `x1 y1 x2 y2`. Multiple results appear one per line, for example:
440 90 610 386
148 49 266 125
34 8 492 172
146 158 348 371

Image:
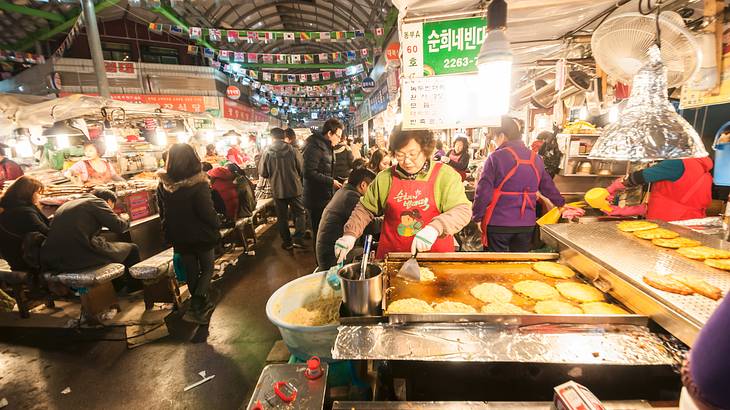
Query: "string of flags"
149 23 384 43
0 50 45 65
187 45 372 65
52 16 84 59
215 60 367 85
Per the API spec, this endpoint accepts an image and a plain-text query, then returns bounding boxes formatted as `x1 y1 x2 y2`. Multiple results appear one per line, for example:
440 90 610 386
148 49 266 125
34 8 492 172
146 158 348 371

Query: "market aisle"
0 229 317 410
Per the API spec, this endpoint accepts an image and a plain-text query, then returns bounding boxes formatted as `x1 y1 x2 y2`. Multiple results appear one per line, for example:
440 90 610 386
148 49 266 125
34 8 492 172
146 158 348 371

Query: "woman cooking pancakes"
65 141 124 186
334 128 471 262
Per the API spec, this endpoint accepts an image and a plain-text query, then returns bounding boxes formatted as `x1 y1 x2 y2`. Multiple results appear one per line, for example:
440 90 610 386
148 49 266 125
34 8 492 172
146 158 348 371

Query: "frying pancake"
652 237 701 249
419 267 436 282
481 302 530 314
534 300 582 315
580 302 629 315
387 298 434 314
643 273 694 295
704 258 730 271
617 221 659 232
532 261 576 279
676 246 730 260
633 228 680 240
513 280 559 301
470 283 513 303
672 275 722 301
434 301 477 313
555 282 605 303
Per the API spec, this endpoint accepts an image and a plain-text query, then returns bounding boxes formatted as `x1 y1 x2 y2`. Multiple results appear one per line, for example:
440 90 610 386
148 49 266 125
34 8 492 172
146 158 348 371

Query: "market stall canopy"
11 94 162 129
391 0 694 67
0 93 54 134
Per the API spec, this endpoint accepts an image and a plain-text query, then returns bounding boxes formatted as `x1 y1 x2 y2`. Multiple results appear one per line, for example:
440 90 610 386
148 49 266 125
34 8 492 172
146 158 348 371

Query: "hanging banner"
401 17 487 77
401 75 500 129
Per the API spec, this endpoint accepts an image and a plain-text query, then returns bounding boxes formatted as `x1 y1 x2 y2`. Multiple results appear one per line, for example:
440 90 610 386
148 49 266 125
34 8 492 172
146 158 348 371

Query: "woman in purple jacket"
472 116 581 252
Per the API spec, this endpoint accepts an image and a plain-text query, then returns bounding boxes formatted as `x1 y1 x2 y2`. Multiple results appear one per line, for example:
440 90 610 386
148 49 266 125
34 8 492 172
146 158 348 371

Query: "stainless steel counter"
542 221 730 345
333 401 669 409
333 323 676 365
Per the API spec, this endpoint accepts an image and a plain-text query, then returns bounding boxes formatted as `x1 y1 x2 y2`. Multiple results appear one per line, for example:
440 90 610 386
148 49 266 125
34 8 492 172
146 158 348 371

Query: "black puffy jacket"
302 131 335 208
157 171 221 253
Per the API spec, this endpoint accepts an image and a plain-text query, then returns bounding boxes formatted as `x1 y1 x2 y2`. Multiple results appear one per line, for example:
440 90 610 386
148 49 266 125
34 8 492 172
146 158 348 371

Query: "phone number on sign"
443 57 477 68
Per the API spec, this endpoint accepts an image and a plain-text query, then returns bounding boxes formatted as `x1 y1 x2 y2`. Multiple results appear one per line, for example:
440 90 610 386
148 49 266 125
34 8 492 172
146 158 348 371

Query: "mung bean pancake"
470 283 513 303
513 280 559 301
555 282 605 303
532 261 576 279
534 300 582 315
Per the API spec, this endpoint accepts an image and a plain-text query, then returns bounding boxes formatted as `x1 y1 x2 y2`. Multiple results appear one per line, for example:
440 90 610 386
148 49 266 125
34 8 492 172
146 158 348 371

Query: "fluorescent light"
15 138 33 158
154 129 167 146
103 129 118 155
55 134 70 149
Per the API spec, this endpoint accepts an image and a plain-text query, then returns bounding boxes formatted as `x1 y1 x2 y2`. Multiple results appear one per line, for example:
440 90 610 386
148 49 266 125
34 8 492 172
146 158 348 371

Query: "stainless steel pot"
337 263 383 316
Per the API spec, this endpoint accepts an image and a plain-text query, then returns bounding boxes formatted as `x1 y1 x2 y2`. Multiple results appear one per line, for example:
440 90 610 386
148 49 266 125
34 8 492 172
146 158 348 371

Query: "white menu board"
401 74 500 130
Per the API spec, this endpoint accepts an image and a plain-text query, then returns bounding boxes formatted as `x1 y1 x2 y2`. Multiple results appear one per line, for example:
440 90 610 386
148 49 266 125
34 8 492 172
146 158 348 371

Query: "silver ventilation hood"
588 46 708 162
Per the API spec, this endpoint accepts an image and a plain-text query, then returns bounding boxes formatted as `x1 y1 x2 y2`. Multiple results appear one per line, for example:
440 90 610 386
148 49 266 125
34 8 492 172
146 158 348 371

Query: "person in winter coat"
316 167 376 270
260 128 307 249
603 157 713 221
0 146 23 186
333 141 354 182
537 131 562 178
207 166 239 221
303 118 343 238
681 294 730 409
472 116 581 252
441 136 470 181
157 143 221 325
0 176 49 271
41 189 140 290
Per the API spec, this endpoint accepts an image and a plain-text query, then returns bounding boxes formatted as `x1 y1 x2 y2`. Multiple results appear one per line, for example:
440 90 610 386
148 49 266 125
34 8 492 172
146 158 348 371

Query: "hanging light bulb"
477 0 512 116
103 128 118 155
608 105 619 123
15 138 33 158
204 130 215 143
154 128 167 147
578 106 589 120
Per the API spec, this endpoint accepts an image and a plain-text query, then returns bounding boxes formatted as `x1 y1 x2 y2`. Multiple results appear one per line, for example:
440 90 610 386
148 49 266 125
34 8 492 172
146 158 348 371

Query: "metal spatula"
397 250 420 281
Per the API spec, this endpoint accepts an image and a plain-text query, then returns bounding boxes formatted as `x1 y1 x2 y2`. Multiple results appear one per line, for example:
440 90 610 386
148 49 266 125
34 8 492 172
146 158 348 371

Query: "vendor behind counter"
64 141 124 186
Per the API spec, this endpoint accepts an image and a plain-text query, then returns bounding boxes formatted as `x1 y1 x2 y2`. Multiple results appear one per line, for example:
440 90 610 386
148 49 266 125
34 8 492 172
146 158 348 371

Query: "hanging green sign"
402 17 488 77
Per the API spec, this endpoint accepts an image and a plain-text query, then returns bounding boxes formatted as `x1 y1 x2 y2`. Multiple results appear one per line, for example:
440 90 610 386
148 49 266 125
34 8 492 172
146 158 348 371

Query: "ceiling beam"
11 0 120 51
227 0 369 31
0 1 65 23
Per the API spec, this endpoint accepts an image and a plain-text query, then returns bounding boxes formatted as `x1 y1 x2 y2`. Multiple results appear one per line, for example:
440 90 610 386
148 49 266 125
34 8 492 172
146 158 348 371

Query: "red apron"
647 158 713 222
376 162 454 259
83 160 114 185
480 148 541 247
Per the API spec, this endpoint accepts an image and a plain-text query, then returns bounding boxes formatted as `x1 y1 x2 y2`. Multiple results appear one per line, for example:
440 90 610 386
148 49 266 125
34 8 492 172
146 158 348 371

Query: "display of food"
283 297 341 326
387 298 434 314
617 220 659 232
676 246 730 260
555 282 605 303
672 275 722 301
580 302 629 315
633 228 679 240
480 302 531 314
534 300 582 315
433 301 477 313
513 280 559 301
643 273 694 295
652 237 702 249
470 283 513 303
705 258 730 271
532 261 576 279
419 266 436 282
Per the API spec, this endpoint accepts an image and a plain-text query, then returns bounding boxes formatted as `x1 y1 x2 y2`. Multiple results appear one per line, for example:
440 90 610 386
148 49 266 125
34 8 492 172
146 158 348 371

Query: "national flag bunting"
219 50 231 61
334 70 343 78
209 29 221 41
264 32 274 41
311 73 320 81
170 25 183 35
203 48 215 59
322 72 331 81
299 74 308 83
284 32 295 41
318 53 328 63
277 54 287 64
290 54 301 64
346 51 356 61
303 54 314 64
319 32 331 41
189 27 201 39
262 72 271 81
227 30 239 42
287 74 296 83
331 52 340 62
148 23 161 32
186 45 198 55
234 52 245 62
361 48 368 57
333 31 344 41
275 74 283 82
355 30 365 38
299 32 311 41
247 32 259 42
262 54 273 64
375 27 384 36
247 52 258 63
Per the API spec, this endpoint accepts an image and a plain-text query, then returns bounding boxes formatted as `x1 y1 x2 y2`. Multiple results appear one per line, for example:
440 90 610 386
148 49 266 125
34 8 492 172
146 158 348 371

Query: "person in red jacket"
0 146 23 186
604 157 713 221
207 166 239 221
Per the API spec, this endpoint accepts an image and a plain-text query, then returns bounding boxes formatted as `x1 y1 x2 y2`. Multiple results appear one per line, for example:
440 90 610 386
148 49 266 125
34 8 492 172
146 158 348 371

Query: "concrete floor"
0 229 317 410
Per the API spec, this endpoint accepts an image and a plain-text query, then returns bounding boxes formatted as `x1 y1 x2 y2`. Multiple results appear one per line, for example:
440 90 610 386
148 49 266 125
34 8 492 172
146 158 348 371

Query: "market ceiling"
0 0 390 56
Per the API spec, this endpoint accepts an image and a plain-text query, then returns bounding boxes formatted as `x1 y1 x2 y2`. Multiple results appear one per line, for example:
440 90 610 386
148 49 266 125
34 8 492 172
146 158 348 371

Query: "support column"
81 0 110 98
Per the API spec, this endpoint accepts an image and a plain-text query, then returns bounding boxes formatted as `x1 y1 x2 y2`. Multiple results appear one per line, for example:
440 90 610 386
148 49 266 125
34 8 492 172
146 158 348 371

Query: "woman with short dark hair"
442 136 470 181
0 176 48 271
334 128 471 260
157 143 220 325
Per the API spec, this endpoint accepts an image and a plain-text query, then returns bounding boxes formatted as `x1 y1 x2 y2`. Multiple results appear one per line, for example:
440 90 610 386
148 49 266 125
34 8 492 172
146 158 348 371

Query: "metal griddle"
382 252 647 327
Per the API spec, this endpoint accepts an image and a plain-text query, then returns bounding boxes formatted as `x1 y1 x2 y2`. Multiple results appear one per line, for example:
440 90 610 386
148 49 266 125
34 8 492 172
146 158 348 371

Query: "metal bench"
0 260 55 318
129 248 184 310
44 263 125 323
